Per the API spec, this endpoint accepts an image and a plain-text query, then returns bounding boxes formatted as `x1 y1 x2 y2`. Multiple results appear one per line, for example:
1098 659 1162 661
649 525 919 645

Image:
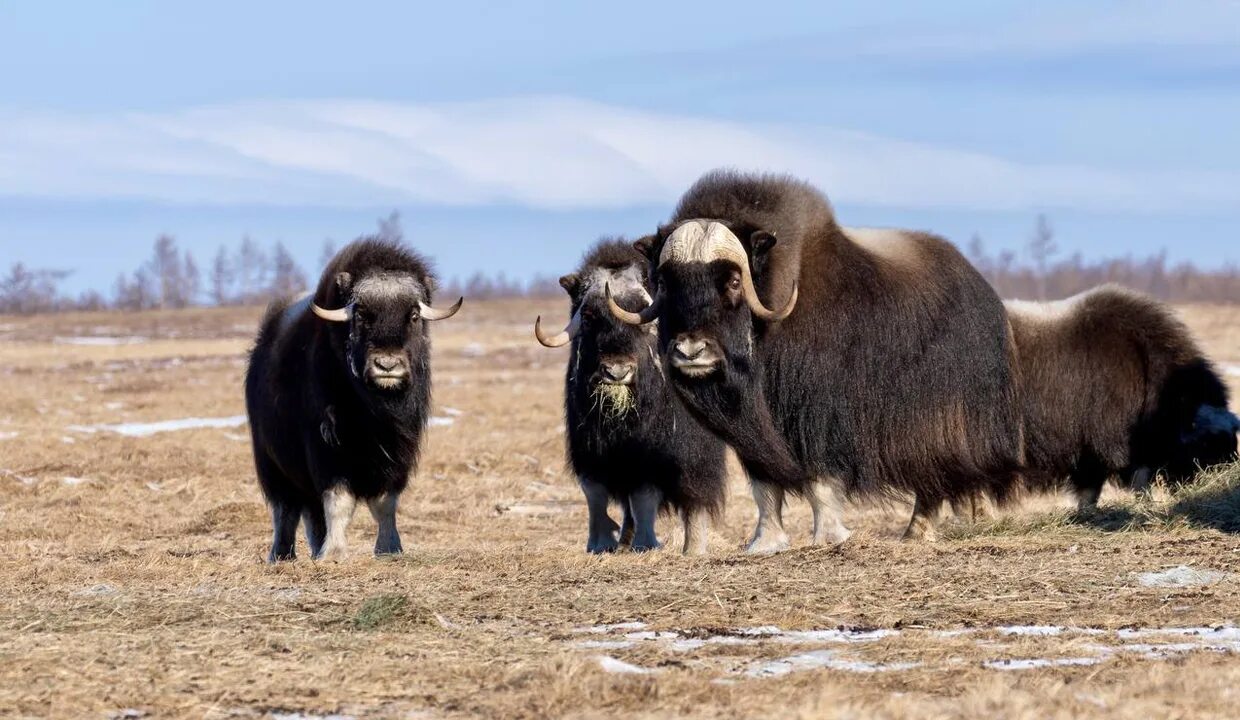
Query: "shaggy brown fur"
1006 285 1238 507
643 170 1026 541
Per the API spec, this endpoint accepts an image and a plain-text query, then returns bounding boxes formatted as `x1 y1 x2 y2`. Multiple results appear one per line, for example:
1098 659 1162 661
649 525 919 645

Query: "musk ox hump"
841 226 923 268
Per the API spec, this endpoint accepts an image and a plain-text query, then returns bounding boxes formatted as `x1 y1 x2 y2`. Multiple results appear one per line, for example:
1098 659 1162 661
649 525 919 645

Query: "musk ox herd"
245 170 1240 561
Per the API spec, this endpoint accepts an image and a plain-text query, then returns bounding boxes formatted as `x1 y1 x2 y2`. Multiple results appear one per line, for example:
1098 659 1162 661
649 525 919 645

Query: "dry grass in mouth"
591 381 637 422
1 299 1239 719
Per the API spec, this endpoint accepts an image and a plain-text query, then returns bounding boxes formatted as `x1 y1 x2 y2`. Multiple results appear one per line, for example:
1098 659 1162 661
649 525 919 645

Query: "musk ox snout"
597 355 637 385
366 349 410 389
670 333 722 378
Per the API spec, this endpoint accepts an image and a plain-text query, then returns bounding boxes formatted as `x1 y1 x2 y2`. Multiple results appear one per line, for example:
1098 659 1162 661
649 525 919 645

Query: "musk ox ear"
335 272 353 292
751 230 778 256
558 273 580 296
633 235 656 260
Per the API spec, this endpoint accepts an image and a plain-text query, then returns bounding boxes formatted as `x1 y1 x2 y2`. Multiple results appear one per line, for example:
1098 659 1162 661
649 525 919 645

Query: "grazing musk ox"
1005 285 1238 508
535 239 727 554
245 238 462 561
608 171 1025 548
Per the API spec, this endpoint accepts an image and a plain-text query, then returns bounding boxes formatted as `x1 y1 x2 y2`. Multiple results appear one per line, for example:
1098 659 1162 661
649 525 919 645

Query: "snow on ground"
67 415 247 437
1136 566 1232 588
53 336 148 346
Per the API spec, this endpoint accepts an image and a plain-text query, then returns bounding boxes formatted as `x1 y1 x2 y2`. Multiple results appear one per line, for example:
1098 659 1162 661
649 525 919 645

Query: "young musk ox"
245 238 462 561
608 170 1026 549
535 239 727 555
1004 285 1238 509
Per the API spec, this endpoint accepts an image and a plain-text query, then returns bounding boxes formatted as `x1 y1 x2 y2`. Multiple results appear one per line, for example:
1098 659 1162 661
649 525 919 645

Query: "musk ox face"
537 262 655 419
314 271 462 394
611 220 795 385
1168 404 1240 481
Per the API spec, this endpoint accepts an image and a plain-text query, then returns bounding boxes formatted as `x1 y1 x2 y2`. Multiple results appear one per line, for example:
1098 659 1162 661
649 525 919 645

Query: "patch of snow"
996 625 1067 637
596 656 656 675
0 431 17 441
441 407 464 416
738 626 894 644
461 343 486 357
574 640 636 650
1116 626 1240 641
104 402 125 411
746 650 920 678
54 336 148 346
428 416 455 427
984 656 1102 671
62 476 90 486
1223 364 1240 377
61 436 76 444
67 415 248 437
222 432 248 442
1136 566 1231 588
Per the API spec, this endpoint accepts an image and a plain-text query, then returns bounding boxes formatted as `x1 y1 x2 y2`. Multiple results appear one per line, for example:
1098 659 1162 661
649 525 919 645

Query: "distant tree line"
3 213 1238 315
967 215 1240 303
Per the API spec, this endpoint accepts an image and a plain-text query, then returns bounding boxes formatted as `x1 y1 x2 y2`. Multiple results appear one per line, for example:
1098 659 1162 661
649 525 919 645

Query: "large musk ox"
535 239 727 555
1006 285 1238 508
608 171 1025 548
245 238 462 561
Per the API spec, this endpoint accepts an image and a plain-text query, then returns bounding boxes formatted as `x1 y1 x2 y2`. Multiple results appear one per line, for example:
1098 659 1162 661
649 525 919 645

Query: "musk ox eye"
727 275 741 292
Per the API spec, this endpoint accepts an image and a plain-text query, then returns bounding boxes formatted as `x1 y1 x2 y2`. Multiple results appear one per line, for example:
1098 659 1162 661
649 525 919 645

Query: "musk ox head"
1168 404 1240 481
535 240 656 420
312 239 461 394
609 220 796 382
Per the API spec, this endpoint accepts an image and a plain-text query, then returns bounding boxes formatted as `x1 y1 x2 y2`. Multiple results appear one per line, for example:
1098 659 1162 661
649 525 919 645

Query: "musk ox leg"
367 492 403 555
1130 467 1154 499
681 507 710 556
317 484 357 560
268 503 301 563
949 493 996 523
902 492 942 542
809 477 851 546
302 505 326 557
619 501 636 547
582 479 620 554
629 486 663 552
745 481 790 554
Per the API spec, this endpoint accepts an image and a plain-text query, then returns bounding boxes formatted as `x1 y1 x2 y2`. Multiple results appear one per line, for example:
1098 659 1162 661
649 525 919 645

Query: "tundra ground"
1 300 1239 719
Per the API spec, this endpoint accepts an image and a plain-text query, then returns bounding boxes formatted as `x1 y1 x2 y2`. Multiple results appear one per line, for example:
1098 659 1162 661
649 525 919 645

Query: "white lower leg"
810 477 851 546
318 484 357 560
681 508 710 556
746 481 789 554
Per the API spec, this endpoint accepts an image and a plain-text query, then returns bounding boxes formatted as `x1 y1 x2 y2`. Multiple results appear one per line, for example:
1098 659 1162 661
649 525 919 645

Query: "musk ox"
608 170 1025 549
245 238 462 561
535 239 727 555
1005 285 1238 509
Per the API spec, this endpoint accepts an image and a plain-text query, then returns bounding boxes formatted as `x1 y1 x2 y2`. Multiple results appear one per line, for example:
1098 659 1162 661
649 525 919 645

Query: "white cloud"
0 96 1236 214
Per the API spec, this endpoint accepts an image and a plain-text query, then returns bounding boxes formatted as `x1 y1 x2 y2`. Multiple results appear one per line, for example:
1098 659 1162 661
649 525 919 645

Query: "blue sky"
2 1 1238 292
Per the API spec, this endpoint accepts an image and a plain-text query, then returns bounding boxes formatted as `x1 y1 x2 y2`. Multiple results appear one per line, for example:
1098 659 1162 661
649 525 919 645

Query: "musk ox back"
611 170 1025 549
245 237 462 561
1007 285 1238 508
535 238 727 555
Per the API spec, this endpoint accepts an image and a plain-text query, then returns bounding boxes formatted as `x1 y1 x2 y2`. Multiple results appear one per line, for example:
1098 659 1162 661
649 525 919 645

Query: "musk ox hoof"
745 533 790 555
587 536 621 554
630 539 663 553
812 528 851 547
900 527 938 543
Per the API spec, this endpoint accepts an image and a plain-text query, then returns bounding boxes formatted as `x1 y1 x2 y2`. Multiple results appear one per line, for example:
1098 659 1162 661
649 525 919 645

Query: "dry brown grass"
2 301 1240 719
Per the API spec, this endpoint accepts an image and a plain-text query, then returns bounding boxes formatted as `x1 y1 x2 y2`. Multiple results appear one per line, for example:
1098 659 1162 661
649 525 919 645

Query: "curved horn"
661 222 797 322
606 282 663 326
312 302 354 322
534 308 581 348
418 296 464 321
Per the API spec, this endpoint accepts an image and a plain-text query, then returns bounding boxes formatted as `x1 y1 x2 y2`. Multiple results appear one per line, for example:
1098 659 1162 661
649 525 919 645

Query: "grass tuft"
352 593 412 631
